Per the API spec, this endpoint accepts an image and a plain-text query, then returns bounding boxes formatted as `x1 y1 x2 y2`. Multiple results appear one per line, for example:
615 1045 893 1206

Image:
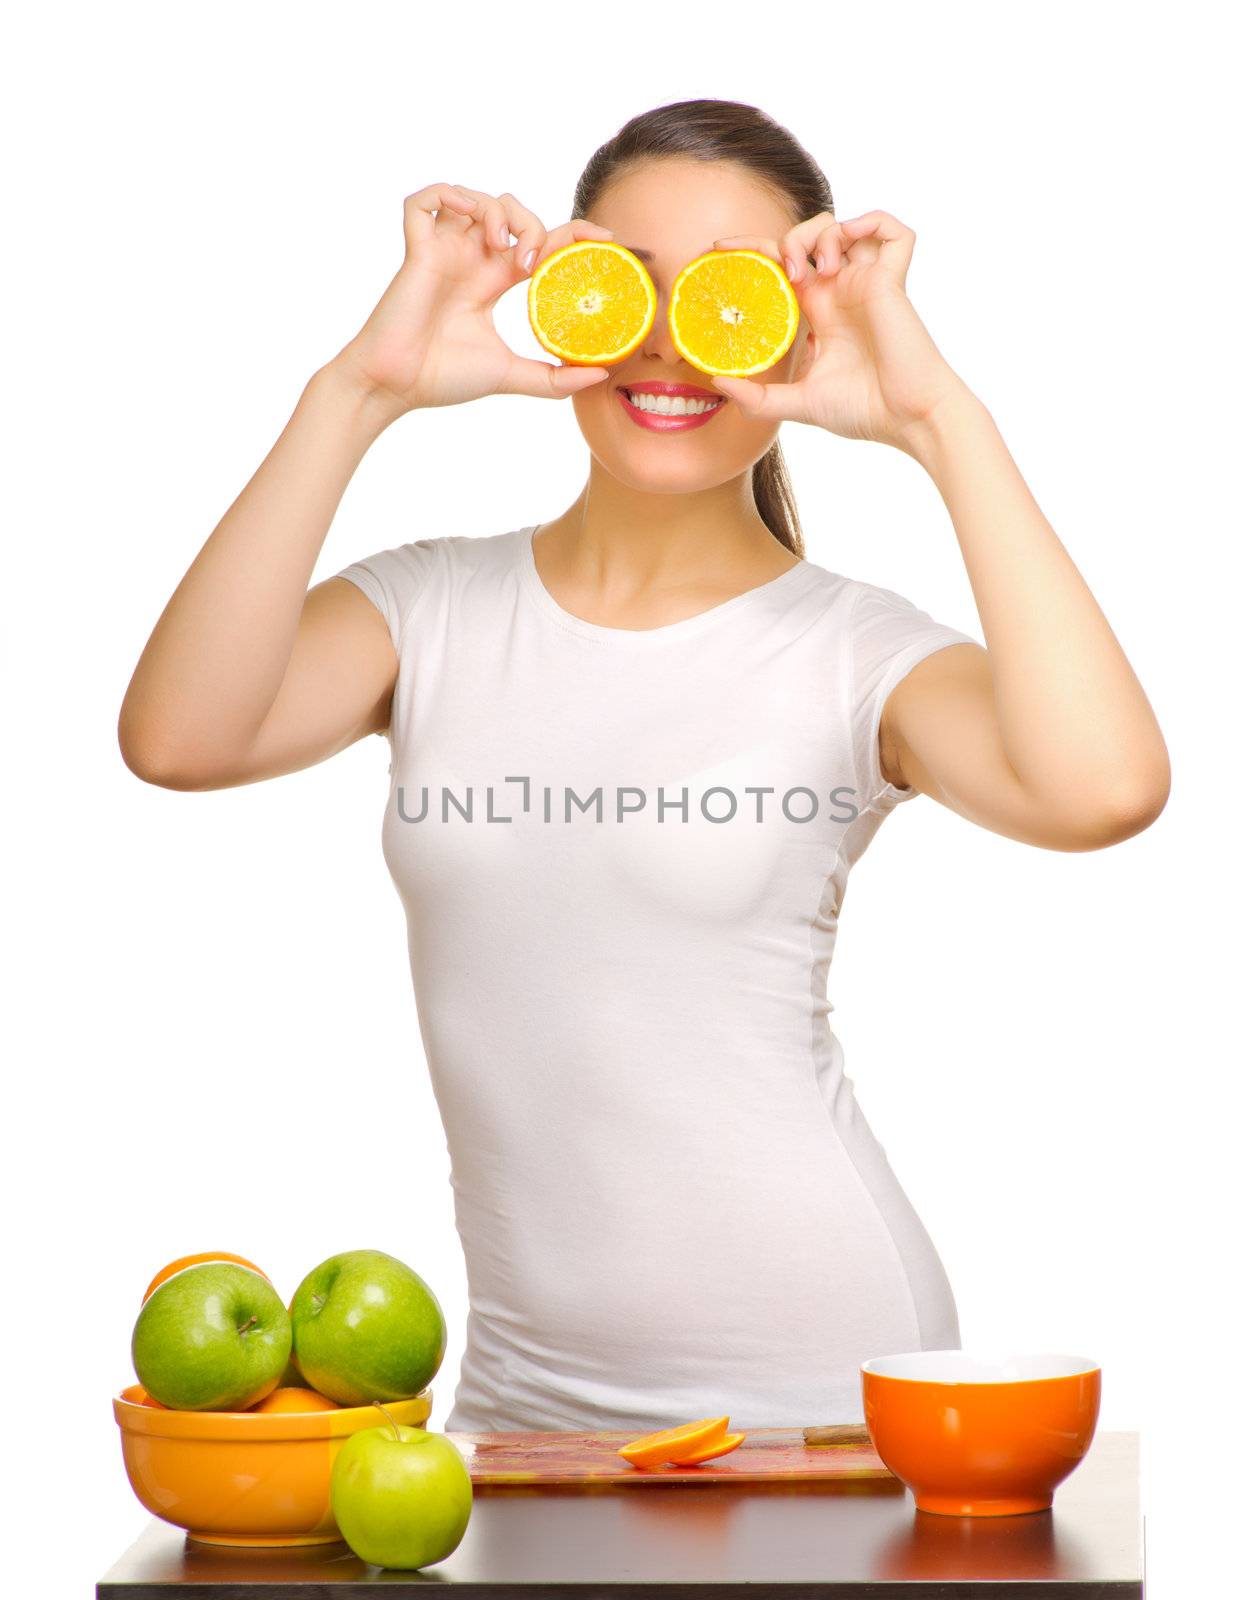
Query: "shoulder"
804 561 979 707
781 559 944 642
784 557 937 620
332 526 528 651
836 570 978 662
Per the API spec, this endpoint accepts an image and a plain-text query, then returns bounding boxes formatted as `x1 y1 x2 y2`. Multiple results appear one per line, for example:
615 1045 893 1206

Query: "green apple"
290 1250 446 1406
132 1262 291 1410
331 1406 472 1568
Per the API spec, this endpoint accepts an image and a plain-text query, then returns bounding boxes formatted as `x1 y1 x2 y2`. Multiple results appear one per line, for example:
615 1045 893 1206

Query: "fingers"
707 373 804 423
497 357 611 400
713 226 832 287
442 184 513 256
776 212 839 283
495 190 545 274
402 184 479 252
453 186 542 276
402 185 615 279
836 211 916 282
718 209 915 289
532 217 615 273
712 234 785 266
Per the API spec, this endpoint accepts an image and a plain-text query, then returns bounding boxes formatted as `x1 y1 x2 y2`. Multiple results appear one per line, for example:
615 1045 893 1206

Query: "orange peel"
668 1429 746 1465
142 1252 270 1304
618 1415 730 1467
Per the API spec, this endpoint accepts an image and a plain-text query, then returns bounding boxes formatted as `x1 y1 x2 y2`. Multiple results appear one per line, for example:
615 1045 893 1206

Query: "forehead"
590 157 795 262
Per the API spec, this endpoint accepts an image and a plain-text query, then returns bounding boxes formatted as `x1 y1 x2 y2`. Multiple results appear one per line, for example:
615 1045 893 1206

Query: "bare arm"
882 388 1171 851
118 365 402 789
118 183 614 791
708 208 1170 853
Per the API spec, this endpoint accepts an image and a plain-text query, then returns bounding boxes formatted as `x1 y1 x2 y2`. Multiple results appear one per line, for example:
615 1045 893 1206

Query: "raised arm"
119 184 615 791
708 208 1170 851
118 366 403 790
880 390 1169 851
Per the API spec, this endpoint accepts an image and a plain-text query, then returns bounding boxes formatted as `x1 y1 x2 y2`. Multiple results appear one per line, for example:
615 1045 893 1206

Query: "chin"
572 392 763 492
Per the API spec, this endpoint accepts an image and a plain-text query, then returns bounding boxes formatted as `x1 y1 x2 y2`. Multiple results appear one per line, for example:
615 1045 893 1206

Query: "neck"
537 462 795 594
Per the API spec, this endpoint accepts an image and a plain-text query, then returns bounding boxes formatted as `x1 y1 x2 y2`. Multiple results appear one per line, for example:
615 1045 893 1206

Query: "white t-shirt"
337 523 979 1431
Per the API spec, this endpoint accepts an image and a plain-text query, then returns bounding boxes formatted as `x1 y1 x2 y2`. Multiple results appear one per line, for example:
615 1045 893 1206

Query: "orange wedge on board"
668 248 799 377
618 1415 730 1467
528 240 657 366
668 1430 746 1466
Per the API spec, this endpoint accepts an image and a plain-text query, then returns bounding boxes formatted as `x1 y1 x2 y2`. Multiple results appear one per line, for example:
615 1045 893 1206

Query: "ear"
789 326 817 384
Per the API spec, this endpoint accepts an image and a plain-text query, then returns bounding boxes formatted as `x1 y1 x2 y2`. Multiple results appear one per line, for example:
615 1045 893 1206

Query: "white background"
4 3 1243 1594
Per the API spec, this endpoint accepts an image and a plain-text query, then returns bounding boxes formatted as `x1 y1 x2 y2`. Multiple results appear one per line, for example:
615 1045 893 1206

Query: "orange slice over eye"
668 248 799 377
618 1415 730 1467
528 240 656 366
668 1430 746 1465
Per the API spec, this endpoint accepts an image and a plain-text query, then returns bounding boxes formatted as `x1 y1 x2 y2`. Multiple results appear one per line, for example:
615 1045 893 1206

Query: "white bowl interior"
861 1350 1099 1383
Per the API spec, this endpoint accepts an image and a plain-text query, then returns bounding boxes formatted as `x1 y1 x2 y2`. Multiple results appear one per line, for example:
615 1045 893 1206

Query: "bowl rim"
114 1383 433 1441
860 1350 1101 1383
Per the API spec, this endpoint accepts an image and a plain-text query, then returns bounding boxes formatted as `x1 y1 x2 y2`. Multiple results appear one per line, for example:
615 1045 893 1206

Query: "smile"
617 385 726 432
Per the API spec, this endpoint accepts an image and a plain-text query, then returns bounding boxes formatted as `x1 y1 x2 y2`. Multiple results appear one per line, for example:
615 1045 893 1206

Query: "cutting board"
447 1424 897 1486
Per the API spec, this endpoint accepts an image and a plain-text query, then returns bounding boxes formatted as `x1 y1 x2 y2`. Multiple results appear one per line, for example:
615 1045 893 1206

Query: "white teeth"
625 390 722 416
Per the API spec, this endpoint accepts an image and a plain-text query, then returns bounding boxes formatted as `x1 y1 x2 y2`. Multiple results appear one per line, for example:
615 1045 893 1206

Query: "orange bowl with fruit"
861 1350 1101 1516
113 1383 434 1545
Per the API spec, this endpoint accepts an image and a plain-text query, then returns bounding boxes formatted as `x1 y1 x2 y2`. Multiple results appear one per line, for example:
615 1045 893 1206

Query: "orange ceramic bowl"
861 1351 1100 1516
113 1383 434 1545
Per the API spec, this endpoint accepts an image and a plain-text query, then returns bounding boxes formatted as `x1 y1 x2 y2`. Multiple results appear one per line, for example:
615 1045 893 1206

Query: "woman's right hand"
332 183 615 416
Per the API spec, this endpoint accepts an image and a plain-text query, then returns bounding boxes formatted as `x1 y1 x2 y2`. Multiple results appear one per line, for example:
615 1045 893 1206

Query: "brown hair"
572 99 835 559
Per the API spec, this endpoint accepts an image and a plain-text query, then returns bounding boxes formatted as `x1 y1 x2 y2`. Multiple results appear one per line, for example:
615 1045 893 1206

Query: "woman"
118 100 1170 1431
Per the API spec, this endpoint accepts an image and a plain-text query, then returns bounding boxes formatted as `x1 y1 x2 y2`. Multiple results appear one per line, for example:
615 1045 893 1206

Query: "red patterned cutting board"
447 1425 897 1486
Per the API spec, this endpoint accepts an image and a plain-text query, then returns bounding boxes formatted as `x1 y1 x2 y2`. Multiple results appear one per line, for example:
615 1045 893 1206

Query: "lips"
616 380 727 432
624 381 722 400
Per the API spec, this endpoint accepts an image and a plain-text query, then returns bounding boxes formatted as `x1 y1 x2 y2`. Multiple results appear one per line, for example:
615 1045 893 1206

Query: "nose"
639 277 680 364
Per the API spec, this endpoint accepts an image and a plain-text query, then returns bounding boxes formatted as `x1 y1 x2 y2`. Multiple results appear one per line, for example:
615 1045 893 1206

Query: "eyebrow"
624 245 656 262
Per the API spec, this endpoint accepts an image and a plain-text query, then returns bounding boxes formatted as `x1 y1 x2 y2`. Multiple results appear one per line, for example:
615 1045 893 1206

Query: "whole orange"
251 1387 340 1414
142 1252 270 1305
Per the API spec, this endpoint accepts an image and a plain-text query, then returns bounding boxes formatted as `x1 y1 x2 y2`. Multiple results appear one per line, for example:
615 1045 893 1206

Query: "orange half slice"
528 240 656 366
618 1415 730 1467
668 1430 746 1465
669 249 799 377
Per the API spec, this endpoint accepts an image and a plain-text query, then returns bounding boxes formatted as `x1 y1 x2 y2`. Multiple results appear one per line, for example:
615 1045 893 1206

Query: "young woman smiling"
119 100 1170 1432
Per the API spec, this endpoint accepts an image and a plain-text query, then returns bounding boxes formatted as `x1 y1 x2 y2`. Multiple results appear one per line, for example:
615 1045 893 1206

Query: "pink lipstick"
616 379 727 432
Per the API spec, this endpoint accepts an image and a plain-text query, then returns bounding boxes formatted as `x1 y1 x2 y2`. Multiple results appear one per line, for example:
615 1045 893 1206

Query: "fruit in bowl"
113 1383 434 1545
861 1350 1101 1516
331 1403 472 1568
117 1246 449 1545
290 1250 446 1407
142 1252 271 1304
133 1260 291 1411
251 1386 340 1414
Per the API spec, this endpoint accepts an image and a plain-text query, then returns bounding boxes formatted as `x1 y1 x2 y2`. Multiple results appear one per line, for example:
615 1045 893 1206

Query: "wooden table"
97 1429 1143 1598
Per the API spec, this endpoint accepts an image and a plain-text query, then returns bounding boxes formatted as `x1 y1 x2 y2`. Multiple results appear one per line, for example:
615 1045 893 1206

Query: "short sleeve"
333 540 439 657
849 581 979 809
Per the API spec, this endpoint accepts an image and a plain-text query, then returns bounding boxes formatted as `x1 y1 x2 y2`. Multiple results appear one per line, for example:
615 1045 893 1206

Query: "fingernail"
498 224 509 247
815 253 825 274
784 256 798 281
523 248 537 272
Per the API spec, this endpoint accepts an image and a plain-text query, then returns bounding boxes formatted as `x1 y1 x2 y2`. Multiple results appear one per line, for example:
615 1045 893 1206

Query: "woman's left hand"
707 210 970 449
